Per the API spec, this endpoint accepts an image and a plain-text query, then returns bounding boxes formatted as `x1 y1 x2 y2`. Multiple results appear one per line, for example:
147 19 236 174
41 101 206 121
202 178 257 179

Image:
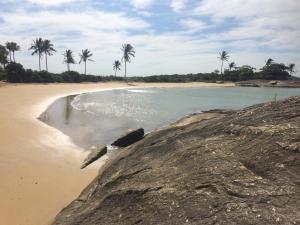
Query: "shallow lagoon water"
40 87 300 149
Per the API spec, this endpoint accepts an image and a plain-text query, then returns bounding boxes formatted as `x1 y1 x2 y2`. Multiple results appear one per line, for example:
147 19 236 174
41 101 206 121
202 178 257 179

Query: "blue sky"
0 0 299 76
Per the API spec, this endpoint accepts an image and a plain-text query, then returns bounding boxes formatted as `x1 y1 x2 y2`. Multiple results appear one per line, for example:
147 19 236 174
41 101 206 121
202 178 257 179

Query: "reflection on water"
64 95 75 124
40 87 300 150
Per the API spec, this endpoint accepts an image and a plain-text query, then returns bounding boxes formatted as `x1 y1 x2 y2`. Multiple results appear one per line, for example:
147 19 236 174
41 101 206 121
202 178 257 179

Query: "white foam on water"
127 89 154 93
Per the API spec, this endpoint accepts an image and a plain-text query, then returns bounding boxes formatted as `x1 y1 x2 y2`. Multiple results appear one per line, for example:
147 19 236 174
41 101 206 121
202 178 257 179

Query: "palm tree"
214 69 220 74
121 44 135 79
265 58 274 67
5 42 13 63
0 44 8 67
79 49 93 75
42 39 56 72
63 50 76 71
288 63 295 76
219 51 229 80
113 60 121 77
10 42 20 63
29 38 44 71
229 62 236 71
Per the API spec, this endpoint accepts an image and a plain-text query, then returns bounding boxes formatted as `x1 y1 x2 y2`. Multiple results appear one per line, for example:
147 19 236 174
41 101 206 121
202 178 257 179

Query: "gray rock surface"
81 146 107 169
53 96 300 225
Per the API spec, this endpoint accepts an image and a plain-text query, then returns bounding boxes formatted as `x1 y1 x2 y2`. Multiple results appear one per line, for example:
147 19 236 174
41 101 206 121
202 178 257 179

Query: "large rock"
80 146 107 169
53 97 300 225
111 128 144 147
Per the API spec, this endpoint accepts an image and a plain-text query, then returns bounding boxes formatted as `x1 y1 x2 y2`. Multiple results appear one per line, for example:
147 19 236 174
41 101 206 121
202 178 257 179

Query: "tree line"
0 39 297 83
217 51 296 82
0 38 136 82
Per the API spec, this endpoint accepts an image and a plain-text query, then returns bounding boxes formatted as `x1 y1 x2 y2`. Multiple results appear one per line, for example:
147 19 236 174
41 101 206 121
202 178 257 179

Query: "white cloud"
0 0 299 76
194 0 300 19
0 10 150 35
130 0 154 9
170 0 187 12
27 0 76 6
180 18 208 32
0 8 222 75
0 9 153 74
0 0 20 2
194 0 300 51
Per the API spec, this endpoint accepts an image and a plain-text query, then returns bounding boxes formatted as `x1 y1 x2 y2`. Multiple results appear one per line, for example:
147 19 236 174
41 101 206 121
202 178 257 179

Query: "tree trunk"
67 63 70 72
124 61 127 81
38 53 41 71
9 51 12 63
13 51 15 63
85 61 87 75
220 60 224 80
115 69 116 77
45 54 48 72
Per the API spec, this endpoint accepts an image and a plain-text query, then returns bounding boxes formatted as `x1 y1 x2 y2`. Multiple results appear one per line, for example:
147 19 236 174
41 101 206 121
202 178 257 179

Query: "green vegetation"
229 62 236 71
121 44 135 79
265 58 274 67
79 49 93 75
0 44 9 68
113 60 121 77
29 38 44 71
4 63 123 83
63 50 76 72
6 62 26 82
224 65 255 82
6 42 20 63
42 39 56 72
129 72 220 83
0 40 297 83
219 51 229 80
288 63 295 76
257 63 289 80
0 67 6 80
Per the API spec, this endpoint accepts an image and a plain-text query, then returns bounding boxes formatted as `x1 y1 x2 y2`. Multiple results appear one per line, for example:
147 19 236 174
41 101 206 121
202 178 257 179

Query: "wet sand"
0 82 234 225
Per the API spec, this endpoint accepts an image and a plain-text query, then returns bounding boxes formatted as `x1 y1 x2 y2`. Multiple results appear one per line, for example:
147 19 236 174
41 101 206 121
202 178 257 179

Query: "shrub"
61 72 72 82
23 69 33 83
51 74 64 83
61 71 81 83
6 62 25 82
223 66 254 82
224 70 240 82
38 71 54 83
31 71 42 82
258 63 289 80
0 45 8 67
238 66 254 81
0 67 6 80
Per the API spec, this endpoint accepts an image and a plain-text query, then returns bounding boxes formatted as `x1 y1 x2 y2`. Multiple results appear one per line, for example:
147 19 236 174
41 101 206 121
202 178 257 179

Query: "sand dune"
0 82 234 225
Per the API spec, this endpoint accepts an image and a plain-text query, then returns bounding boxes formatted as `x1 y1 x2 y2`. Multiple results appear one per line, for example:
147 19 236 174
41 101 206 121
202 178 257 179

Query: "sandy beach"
0 81 234 225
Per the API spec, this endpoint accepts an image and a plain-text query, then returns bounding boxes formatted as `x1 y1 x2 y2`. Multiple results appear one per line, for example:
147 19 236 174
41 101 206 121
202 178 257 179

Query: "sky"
0 0 299 76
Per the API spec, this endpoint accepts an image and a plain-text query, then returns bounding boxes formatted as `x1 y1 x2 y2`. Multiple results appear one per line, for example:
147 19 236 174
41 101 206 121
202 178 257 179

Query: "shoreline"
0 81 234 225
235 79 300 88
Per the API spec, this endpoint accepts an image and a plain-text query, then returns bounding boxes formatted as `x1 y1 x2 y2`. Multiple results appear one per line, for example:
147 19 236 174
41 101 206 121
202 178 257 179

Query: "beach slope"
0 82 233 225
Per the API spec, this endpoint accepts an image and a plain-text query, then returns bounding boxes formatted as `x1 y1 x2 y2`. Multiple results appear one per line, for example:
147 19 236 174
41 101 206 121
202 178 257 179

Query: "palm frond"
121 43 135 63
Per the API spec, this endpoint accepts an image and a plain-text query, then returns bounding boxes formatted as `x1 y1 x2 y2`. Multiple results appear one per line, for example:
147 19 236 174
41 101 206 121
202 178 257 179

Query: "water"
40 87 300 150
